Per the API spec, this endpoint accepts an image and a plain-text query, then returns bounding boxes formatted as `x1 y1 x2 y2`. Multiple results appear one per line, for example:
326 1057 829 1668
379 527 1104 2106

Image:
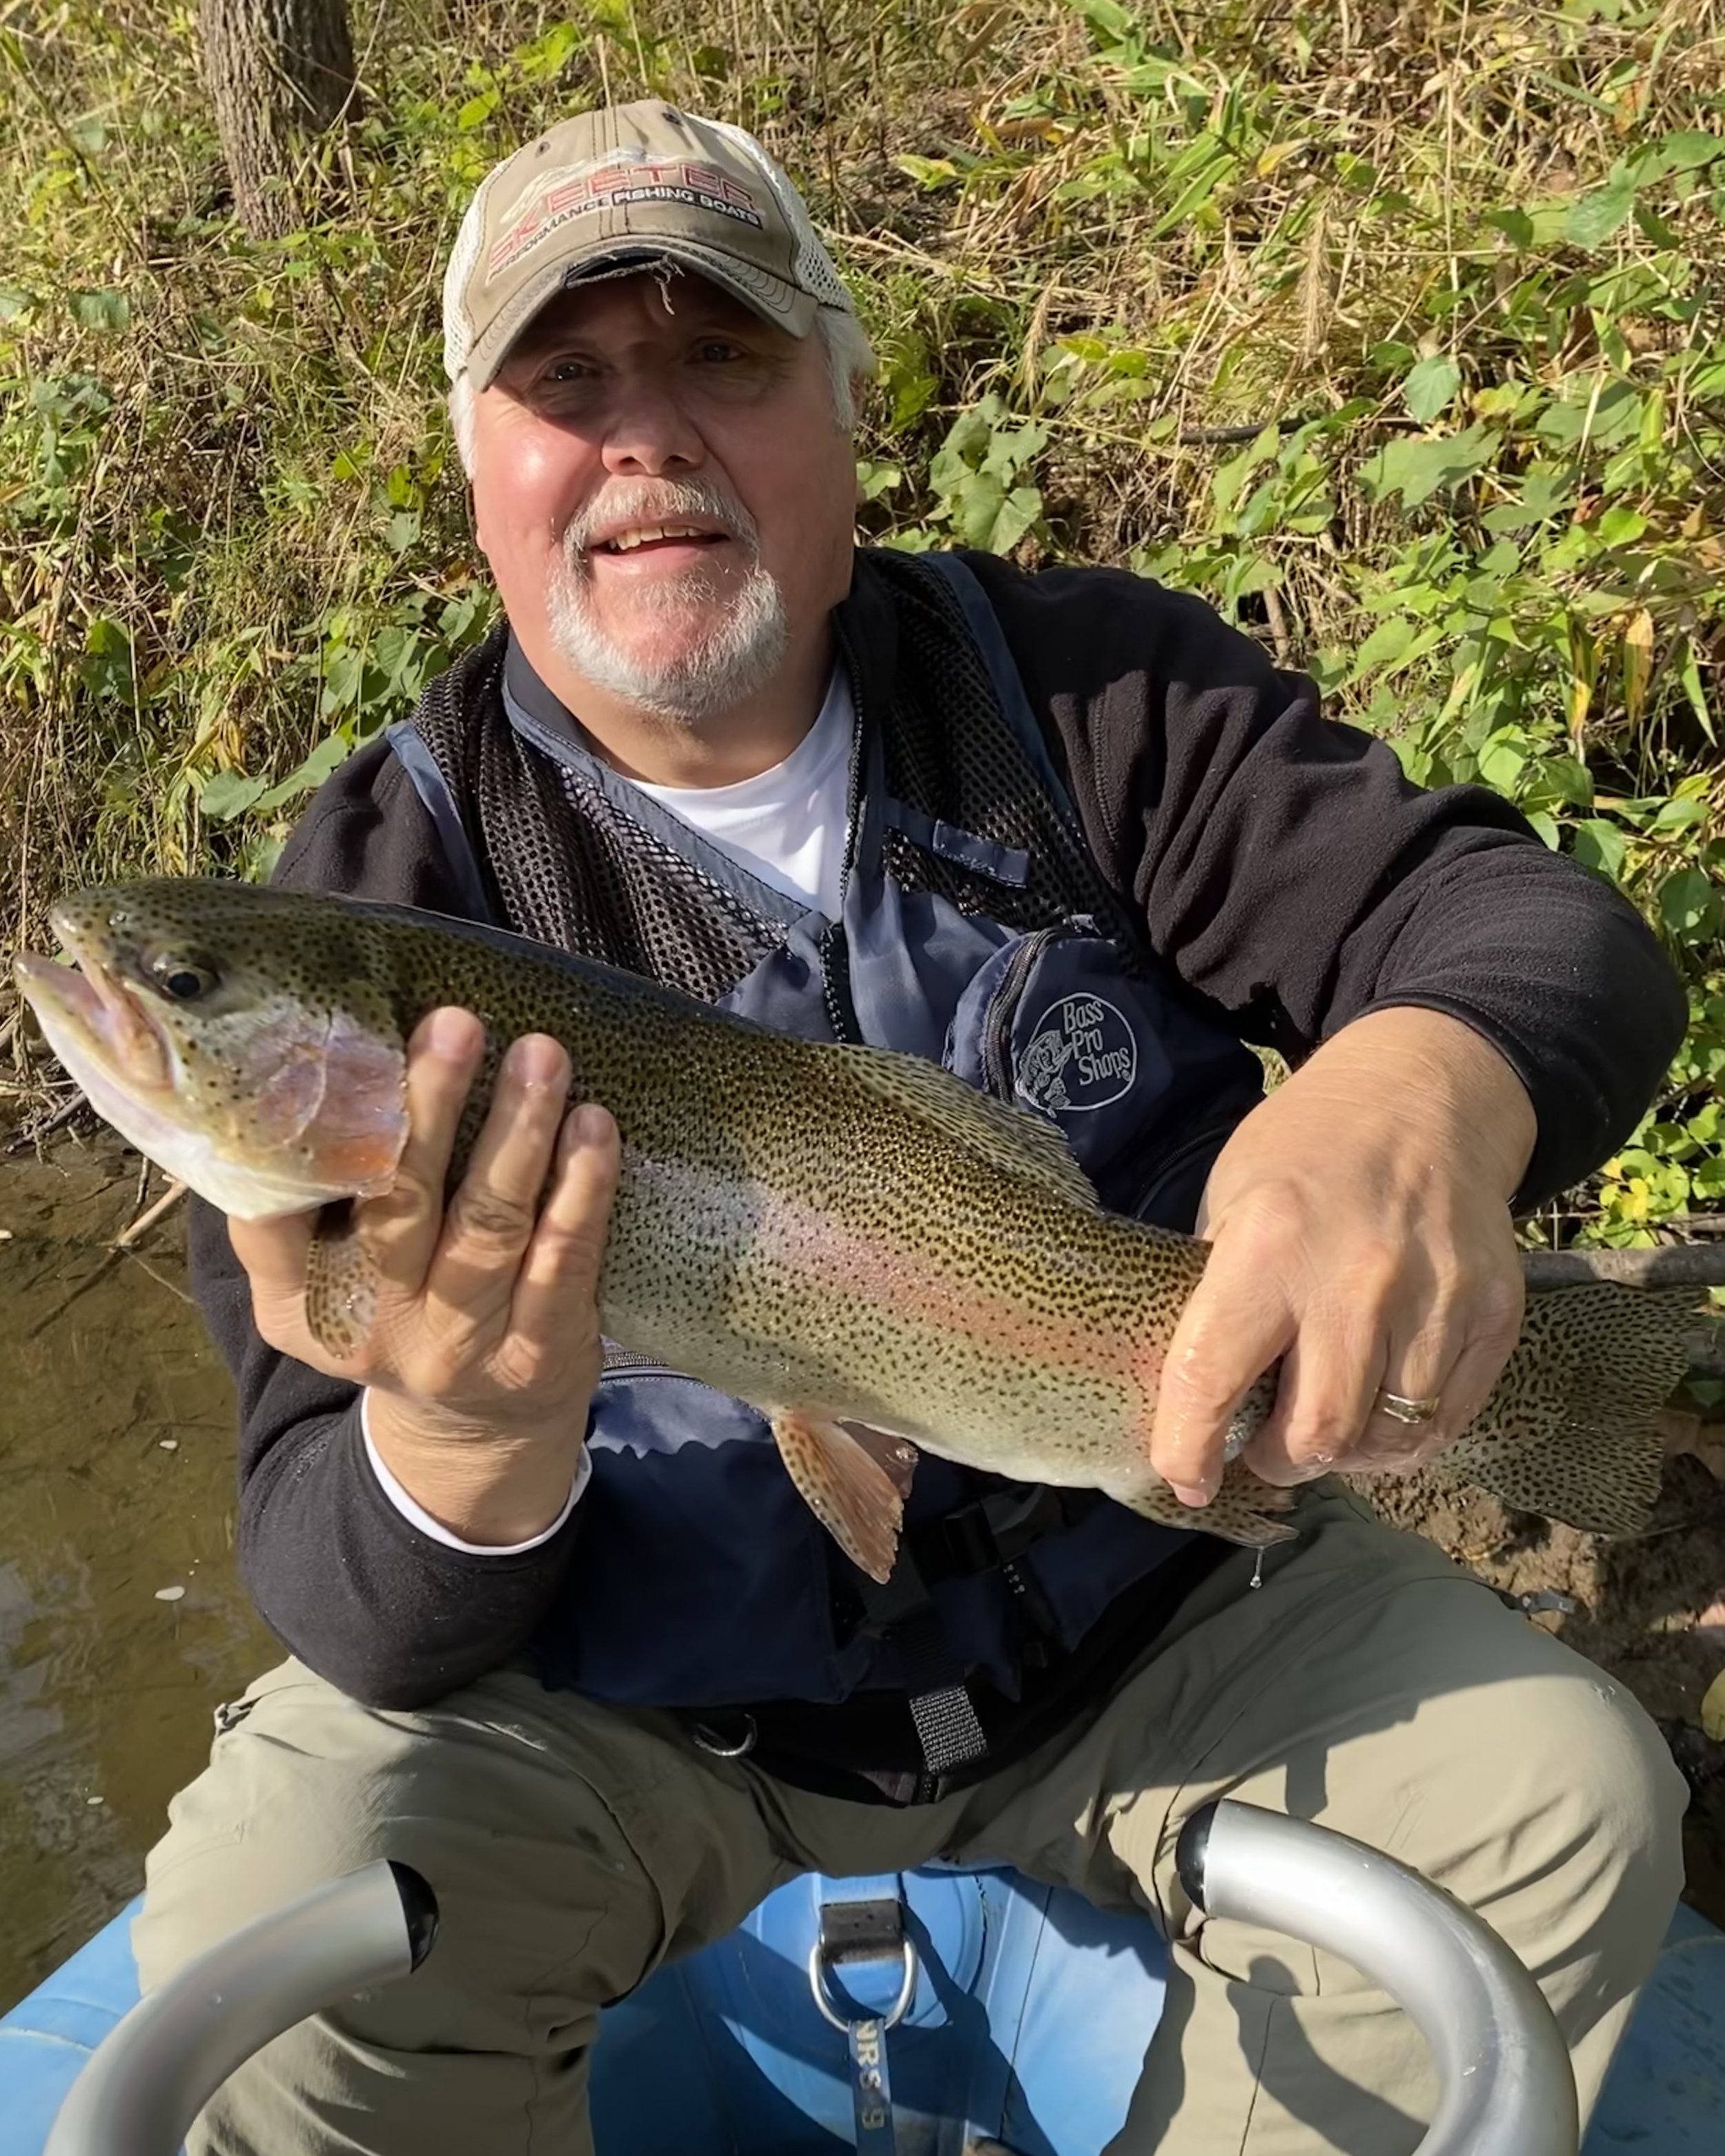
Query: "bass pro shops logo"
1016 995 1138 1114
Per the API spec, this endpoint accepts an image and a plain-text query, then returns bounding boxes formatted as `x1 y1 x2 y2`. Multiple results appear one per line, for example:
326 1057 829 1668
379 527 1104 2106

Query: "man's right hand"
229 1006 622 1544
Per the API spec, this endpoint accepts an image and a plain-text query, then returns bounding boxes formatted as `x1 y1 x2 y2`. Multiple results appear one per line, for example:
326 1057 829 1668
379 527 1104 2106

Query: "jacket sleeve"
190 739 586 1708
965 553 1688 1207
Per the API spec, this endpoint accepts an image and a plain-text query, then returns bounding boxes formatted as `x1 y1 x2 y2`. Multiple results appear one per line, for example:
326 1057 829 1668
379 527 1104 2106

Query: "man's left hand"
1149 1007 1536 1504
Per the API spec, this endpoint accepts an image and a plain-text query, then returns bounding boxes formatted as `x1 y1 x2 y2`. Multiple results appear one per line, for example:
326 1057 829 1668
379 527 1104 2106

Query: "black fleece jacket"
187 548 1688 1717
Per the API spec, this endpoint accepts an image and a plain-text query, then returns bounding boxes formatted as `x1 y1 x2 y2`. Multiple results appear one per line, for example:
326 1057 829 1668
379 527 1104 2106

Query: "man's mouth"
591 523 732 557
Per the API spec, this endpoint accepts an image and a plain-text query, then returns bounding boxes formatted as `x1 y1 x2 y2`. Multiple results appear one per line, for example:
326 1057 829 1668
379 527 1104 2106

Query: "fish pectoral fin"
304 1201 382 1359
1118 1459 1297 1549
771 1412 918 1585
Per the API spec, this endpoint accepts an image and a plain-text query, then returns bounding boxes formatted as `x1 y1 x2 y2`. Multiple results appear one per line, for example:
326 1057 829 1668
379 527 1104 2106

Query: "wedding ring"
1374 1389 1441 1427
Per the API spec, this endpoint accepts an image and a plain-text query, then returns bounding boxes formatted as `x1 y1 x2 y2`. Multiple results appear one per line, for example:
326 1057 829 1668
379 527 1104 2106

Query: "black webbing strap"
907 1483 1102 1586
859 1554 989 1777
903 1627 990 1775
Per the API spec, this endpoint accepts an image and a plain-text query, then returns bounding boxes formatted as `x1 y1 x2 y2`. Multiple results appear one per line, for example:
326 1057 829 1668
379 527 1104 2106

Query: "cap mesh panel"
442 165 501 381
706 120 854 311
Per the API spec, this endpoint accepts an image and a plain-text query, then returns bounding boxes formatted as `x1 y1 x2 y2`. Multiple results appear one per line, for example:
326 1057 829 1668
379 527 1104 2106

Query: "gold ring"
1375 1389 1441 1427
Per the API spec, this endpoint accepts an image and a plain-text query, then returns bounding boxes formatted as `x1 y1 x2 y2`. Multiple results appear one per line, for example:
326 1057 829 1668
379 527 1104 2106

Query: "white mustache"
566 477 758 558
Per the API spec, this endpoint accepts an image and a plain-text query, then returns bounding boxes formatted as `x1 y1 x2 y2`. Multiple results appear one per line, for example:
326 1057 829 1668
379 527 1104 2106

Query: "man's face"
469 270 857 722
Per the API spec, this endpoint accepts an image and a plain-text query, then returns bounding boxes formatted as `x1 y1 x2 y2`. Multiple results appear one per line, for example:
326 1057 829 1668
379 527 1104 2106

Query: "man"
137 101 1690 2153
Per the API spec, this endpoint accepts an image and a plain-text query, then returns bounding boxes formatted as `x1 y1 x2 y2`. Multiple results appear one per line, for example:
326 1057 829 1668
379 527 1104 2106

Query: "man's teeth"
601 524 717 553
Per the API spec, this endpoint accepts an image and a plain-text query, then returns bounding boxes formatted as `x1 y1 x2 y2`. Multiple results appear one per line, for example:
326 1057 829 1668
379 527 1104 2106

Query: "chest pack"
386 550 1266 1780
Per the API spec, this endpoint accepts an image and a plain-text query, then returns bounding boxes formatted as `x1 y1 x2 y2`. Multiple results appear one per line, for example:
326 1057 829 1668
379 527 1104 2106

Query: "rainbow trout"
14 879 1696 1579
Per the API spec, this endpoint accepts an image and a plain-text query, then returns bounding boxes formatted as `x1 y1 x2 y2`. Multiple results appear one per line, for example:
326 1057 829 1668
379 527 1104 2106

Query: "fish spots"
39 879 1695 1554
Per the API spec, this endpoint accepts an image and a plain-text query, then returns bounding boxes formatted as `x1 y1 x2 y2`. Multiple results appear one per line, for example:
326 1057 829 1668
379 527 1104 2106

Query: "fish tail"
1432 1285 1699 1536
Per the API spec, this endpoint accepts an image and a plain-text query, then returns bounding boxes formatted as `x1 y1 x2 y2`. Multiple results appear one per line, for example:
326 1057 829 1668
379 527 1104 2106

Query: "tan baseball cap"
442 101 855 389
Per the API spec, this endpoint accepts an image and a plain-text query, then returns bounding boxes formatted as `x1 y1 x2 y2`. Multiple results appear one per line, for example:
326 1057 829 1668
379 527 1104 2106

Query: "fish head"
12 879 411 1218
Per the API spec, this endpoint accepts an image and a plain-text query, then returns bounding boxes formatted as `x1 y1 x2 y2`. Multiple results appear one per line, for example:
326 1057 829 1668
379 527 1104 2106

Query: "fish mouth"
13 921 174 1096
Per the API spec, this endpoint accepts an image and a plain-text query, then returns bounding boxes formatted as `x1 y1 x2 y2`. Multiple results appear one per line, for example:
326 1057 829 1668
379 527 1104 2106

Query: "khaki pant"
135 1487 1687 2155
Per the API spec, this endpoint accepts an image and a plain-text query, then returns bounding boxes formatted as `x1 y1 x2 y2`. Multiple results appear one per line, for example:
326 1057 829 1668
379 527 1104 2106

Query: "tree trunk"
197 0 358 239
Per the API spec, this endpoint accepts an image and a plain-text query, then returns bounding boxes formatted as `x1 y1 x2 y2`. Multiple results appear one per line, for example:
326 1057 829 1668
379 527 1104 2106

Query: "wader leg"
947 1483 1687 2156
132 1660 801 2156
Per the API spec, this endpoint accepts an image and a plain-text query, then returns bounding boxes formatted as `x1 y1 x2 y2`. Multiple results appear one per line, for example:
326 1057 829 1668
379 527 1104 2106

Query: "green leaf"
1595 505 1647 544
1525 809 1561 849
1482 208 1534 247
78 617 132 701
319 646 364 715
1482 464 1575 534
1566 177 1637 248
894 154 960 190
199 771 268 822
1652 130 1725 175
1572 820 1628 880
0 284 34 322
1477 729 1528 793
987 484 1042 555
1074 0 1136 38
950 471 1007 547
68 288 130 333
1677 639 1717 745
1659 864 1719 939
1346 615 1443 684
253 735 349 812
1358 425 1499 508
1403 355 1461 425
856 459 903 504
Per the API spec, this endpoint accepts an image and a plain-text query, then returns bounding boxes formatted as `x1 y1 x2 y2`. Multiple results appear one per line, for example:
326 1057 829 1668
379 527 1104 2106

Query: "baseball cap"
442 101 856 389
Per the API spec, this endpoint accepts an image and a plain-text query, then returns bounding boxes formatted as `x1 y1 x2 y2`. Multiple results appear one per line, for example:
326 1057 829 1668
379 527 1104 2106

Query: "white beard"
547 478 791 724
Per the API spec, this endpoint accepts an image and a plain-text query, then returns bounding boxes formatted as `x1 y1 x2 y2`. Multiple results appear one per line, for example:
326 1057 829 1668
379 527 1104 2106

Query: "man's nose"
599 376 705 477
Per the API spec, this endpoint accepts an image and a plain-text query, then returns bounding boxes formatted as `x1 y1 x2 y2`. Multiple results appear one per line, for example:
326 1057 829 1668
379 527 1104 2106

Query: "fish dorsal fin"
834 1041 1098 1209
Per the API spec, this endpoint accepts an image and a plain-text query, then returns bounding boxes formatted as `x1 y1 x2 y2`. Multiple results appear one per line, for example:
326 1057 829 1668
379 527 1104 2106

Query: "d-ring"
1374 1389 1441 1426
808 1939 920 2033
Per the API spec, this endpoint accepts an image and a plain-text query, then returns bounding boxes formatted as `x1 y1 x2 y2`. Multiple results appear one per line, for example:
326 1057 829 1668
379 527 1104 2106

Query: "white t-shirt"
626 666 854 920
365 670 857 1552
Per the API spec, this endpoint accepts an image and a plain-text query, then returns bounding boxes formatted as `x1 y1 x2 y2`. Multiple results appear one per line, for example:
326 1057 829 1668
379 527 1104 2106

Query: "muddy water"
0 1138 269 2010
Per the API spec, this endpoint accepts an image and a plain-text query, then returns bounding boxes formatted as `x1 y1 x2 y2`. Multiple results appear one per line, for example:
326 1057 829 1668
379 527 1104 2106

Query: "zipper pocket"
980 926 1066 1102
600 1343 676 1378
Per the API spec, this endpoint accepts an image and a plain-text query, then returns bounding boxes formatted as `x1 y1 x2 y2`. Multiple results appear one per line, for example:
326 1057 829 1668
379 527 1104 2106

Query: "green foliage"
1 0 1722 1241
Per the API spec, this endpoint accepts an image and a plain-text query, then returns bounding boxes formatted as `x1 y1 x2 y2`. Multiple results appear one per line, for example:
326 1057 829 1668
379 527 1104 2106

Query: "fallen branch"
114 1178 188 1251
1519 1245 1725 1381
1522 1245 1725 1290
3 1089 86 1153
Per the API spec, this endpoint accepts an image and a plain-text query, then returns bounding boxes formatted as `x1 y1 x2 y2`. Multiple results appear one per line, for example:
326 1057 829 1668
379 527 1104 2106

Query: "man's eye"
543 358 598 384
693 340 745 364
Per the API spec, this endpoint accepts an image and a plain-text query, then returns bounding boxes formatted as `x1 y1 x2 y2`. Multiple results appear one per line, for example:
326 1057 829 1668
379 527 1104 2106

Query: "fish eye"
148 951 221 1002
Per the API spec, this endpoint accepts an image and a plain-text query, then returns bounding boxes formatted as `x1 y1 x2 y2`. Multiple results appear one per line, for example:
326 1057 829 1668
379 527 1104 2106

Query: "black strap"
898 1611 989 1774
908 1484 1102 1586
858 1553 988 1778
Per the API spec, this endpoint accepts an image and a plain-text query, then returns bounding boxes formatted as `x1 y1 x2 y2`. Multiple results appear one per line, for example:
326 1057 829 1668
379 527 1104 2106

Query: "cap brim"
464 241 822 390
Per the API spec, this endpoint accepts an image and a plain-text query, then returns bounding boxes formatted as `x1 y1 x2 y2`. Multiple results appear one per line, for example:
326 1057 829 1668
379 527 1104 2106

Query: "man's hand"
1150 1007 1535 1506
229 1007 621 1545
